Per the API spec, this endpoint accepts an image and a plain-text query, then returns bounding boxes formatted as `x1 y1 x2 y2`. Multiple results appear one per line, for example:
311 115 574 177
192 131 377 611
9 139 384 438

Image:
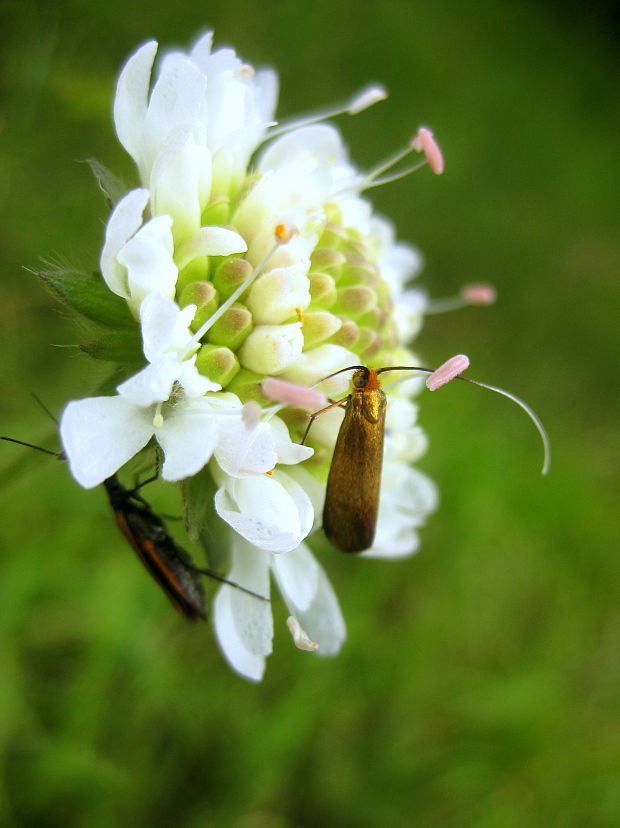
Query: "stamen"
264 84 388 142
426 354 470 390
346 84 388 114
349 128 443 195
262 377 328 410
152 402 164 428
286 616 319 652
411 127 444 174
425 283 497 314
295 307 304 324
274 223 297 244
460 283 497 305
181 226 289 358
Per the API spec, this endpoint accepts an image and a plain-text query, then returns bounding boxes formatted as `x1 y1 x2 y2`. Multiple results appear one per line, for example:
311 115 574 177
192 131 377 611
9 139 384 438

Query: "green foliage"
79 331 143 364
37 268 136 331
85 158 129 209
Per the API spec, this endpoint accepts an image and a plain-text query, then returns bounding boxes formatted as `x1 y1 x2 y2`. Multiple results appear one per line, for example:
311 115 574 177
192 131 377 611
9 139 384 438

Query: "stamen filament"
264 85 387 142
180 237 283 359
362 159 428 190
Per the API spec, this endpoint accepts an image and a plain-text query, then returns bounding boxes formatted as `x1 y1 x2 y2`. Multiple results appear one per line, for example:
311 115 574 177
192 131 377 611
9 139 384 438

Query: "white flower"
114 33 277 204
60 293 230 487
213 538 346 681
100 188 178 314
55 31 450 680
213 416 314 553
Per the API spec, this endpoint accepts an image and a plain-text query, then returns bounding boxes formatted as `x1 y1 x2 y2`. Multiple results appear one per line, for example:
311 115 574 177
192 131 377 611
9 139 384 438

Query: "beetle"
1 436 267 619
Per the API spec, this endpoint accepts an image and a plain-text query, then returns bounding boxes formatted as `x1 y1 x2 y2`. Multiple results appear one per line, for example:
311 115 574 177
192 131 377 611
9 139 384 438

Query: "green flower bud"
212 257 253 300
176 257 210 295
195 344 240 387
201 194 231 226
179 281 220 332
207 302 253 350
226 368 271 404
330 318 360 349
340 257 380 288
334 284 378 317
308 272 337 307
318 221 349 251
310 247 346 280
301 311 342 348
356 327 381 358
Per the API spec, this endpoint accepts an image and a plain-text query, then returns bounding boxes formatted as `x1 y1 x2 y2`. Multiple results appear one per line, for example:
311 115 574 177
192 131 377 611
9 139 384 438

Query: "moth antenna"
380 355 551 475
456 376 551 476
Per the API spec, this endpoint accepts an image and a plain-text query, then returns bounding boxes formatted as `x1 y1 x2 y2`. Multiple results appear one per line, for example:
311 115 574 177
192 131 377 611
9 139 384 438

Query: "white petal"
214 419 277 477
213 539 272 681
271 542 319 613
258 124 348 177
275 543 346 656
117 358 178 407
176 358 220 396
214 473 311 553
60 396 153 488
283 465 325 535
268 416 314 465
188 31 214 71
280 344 359 396
113 41 158 172
363 466 438 559
272 470 314 542
150 130 212 240
175 226 248 272
117 214 178 311
100 188 150 299
143 54 208 170
157 400 220 480
139 292 195 362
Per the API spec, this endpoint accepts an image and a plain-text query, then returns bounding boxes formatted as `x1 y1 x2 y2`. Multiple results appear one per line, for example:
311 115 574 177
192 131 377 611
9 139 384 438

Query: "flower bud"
310 247 346 278
329 318 360 349
212 257 253 300
195 343 240 387
238 323 303 374
179 281 219 331
226 368 271 404
201 194 231 226
334 284 377 317
300 311 342 348
207 303 253 350
246 268 311 325
309 272 337 307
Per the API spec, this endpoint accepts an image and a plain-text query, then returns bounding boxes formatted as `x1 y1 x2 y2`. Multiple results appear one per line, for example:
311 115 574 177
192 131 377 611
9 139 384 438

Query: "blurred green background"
1 0 619 825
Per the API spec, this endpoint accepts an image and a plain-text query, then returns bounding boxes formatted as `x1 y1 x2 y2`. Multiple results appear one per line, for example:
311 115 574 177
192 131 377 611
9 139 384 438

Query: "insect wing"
323 388 387 552
105 477 206 622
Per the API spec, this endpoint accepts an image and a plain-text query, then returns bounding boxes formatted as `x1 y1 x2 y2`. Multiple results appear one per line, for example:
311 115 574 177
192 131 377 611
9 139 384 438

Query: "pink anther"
261 377 328 410
411 127 444 175
426 354 470 391
460 283 497 305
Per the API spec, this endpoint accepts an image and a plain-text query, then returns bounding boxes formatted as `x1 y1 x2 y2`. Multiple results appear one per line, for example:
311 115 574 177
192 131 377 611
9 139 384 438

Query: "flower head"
56 31 450 680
